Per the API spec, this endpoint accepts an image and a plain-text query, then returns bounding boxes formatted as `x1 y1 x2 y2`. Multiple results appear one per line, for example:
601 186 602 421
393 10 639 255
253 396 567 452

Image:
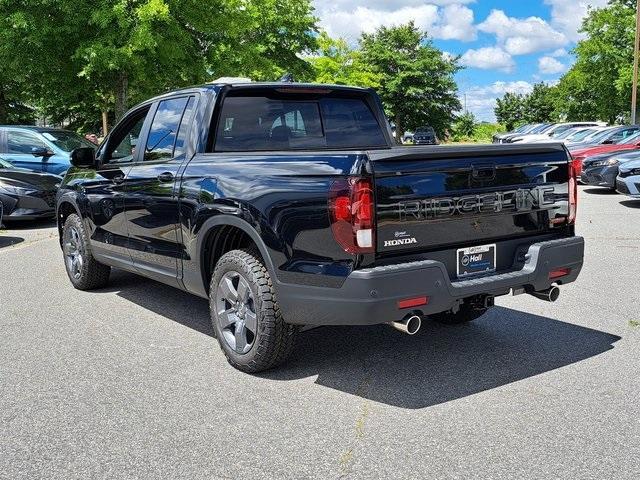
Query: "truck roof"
144 82 372 105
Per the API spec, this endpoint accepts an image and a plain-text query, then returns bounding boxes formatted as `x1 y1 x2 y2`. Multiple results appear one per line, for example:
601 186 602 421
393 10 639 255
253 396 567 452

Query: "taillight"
568 158 578 225
329 177 375 253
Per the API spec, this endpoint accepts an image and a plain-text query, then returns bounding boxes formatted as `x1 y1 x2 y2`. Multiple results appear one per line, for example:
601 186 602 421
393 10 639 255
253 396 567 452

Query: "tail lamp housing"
329 177 375 254
568 158 578 225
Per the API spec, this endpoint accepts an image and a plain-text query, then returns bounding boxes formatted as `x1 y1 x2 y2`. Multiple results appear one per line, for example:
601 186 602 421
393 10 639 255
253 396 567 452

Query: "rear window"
214 94 387 151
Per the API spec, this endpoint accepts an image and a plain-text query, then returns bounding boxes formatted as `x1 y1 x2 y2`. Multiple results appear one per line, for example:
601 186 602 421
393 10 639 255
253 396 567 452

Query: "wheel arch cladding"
199 216 277 294
57 201 79 247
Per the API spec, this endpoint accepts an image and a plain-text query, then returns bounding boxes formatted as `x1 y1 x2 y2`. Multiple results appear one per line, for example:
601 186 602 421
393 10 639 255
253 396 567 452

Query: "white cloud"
478 9 567 56
544 0 609 42
315 0 475 11
538 56 568 75
550 48 569 57
315 2 476 43
435 4 477 41
462 81 534 121
460 47 515 73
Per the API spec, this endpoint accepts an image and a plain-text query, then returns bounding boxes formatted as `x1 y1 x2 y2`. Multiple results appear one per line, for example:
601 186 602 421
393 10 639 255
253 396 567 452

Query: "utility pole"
632 0 640 124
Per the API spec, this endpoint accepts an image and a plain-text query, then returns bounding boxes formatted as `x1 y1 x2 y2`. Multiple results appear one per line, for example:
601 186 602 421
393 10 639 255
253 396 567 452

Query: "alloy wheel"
216 271 257 354
64 226 84 279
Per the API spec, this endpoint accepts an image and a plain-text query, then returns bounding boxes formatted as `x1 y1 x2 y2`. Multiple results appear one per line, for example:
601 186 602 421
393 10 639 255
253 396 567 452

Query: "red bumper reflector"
397 296 429 309
549 268 571 280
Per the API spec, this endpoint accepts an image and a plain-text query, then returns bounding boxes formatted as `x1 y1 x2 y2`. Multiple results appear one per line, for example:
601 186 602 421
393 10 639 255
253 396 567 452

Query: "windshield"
41 130 95 152
568 128 597 141
554 128 582 140
586 128 616 143
619 132 640 145
529 123 551 134
550 125 575 137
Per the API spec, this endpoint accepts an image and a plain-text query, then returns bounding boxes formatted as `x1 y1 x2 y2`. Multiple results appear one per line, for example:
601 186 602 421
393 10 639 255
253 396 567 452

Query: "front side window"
144 97 190 161
214 94 387 152
108 108 151 163
7 131 46 154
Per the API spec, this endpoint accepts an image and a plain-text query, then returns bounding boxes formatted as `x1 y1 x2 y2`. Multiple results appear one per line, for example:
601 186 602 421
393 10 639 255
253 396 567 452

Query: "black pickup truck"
56 82 584 372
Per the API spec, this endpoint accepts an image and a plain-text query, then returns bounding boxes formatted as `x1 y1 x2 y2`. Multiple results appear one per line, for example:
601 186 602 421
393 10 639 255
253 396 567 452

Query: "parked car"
0 126 96 175
581 150 640 189
616 159 640 198
492 123 541 143
566 125 640 151
571 132 640 176
412 126 438 145
56 82 583 372
506 122 606 144
0 157 60 220
561 126 609 144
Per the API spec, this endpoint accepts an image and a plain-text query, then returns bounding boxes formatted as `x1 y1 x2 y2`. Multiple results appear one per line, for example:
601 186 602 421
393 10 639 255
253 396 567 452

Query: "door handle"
157 172 175 183
112 174 125 185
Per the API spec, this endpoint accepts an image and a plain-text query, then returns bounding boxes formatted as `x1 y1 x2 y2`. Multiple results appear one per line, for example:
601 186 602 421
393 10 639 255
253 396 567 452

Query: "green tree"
453 111 476 139
0 0 318 132
306 32 381 88
359 22 462 141
523 83 556 123
494 92 525 130
554 0 635 123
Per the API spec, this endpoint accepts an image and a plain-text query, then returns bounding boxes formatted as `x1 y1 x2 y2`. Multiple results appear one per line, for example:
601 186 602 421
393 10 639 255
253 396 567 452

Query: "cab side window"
144 97 190 162
107 107 151 163
7 131 46 154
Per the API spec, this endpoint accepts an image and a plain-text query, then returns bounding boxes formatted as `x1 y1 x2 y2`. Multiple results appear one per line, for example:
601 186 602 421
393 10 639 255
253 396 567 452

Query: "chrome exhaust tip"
529 286 560 302
389 314 422 335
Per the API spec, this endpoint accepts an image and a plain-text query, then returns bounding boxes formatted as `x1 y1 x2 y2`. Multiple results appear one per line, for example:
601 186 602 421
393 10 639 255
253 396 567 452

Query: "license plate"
457 244 496 277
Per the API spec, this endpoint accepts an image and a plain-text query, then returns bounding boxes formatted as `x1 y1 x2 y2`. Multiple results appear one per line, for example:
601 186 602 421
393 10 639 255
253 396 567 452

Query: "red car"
572 133 640 175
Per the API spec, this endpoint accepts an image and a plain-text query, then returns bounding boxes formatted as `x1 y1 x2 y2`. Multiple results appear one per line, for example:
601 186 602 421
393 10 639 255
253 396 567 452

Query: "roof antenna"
279 72 295 83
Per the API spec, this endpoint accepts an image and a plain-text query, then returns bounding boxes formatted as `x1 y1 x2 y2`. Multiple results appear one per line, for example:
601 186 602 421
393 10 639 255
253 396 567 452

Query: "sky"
312 0 610 122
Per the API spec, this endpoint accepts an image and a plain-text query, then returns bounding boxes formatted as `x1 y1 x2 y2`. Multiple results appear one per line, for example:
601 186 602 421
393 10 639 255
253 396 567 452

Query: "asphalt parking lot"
1 186 639 479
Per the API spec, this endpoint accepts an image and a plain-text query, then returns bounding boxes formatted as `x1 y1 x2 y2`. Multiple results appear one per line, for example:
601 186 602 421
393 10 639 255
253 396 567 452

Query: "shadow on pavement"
102 270 620 409
582 187 617 195
0 236 25 248
2 218 57 230
620 200 640 209
107 270 214 337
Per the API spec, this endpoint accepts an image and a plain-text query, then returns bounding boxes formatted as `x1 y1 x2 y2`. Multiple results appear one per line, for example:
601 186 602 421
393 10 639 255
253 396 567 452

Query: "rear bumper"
277 236 584 326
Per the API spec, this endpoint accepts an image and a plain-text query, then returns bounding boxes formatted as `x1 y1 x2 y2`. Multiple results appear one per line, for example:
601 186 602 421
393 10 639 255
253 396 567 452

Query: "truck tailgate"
370 144 571 255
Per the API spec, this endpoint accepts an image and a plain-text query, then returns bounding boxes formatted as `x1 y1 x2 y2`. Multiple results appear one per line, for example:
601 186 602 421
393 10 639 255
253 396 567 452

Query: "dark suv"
412 126 438 145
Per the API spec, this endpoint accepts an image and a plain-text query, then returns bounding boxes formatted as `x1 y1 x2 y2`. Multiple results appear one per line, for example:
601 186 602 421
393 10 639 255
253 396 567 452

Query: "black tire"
62 213 111 290
429 303 490 325
209 249 297 373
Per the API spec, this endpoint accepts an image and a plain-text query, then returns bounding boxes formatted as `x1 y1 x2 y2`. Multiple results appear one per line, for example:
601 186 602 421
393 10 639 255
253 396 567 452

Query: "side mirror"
31 146 53 157
70 147 97 169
